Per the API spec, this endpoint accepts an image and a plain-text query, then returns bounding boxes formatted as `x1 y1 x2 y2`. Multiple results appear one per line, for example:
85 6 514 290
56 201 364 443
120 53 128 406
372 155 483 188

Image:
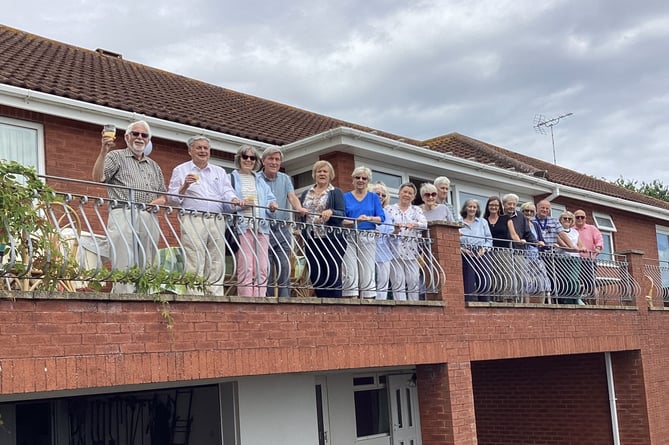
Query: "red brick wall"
612 350 652 444
472 354 614 445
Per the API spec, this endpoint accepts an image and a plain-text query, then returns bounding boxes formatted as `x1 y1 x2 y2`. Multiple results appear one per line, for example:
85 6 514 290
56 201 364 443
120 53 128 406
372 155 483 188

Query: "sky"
4 0 669 185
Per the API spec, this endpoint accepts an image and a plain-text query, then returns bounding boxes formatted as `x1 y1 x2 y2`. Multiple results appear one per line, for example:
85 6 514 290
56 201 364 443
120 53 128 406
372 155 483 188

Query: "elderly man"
259 147 308 297
502 193 537 248
92 120 166 293
434 176 458 220
168 135 241 296
533 199 574 302
574 209 604 301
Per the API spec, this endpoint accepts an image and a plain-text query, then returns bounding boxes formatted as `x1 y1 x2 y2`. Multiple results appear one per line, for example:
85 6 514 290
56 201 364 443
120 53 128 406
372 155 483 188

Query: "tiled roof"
425 133 669 210
0 25 666 211
0 25 411 146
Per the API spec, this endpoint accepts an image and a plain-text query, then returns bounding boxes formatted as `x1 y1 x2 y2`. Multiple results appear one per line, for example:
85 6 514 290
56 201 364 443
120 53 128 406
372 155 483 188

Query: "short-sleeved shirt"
259 171 295 221
103 148 166 203
533 216 563 247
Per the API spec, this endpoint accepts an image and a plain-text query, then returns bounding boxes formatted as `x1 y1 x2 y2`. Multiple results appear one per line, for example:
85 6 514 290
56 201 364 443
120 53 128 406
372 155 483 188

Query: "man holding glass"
92 120 166 293
168 135 241 296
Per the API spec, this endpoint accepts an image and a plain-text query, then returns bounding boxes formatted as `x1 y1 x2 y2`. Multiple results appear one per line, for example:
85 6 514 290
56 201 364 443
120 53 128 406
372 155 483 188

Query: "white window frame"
593 212 617 257
352 373 390 440
0 116 45 173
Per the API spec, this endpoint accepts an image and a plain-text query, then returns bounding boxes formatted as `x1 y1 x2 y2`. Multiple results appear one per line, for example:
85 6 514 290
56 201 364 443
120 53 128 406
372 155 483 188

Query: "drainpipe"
544 186 560 202
605 352 621 445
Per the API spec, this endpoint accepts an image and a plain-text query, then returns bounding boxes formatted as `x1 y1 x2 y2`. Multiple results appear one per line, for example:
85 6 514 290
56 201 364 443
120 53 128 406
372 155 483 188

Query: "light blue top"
230 170 277 234
259 170 295 221
459 216 492 248
376 208 395 262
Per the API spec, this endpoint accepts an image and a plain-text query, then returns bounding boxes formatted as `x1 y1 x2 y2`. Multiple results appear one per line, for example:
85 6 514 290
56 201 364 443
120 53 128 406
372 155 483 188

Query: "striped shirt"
103 148 166 203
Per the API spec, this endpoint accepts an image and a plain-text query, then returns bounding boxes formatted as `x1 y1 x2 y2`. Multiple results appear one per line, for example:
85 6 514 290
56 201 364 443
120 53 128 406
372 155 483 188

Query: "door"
389 374 421 445
315 376 331 445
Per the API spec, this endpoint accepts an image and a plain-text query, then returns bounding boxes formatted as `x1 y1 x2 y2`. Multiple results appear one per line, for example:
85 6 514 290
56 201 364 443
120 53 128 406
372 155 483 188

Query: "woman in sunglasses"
341 166 385 298
555 211 585 304
419 183 455 222
230 144 278 297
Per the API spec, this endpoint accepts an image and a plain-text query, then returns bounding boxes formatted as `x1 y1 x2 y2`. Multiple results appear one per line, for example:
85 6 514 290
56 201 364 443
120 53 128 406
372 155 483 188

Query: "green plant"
1 160 208 329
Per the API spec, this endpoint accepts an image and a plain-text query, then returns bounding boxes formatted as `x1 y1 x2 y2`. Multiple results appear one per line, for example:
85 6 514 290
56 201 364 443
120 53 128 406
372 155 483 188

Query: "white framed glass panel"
593 212 617 232
0 117 44 173
656 226 669 287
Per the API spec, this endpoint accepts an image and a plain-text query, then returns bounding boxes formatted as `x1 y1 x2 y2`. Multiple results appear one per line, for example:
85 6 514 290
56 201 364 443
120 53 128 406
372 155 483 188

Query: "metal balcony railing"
642 261 669 303
460 235 640 305
0 176 445 299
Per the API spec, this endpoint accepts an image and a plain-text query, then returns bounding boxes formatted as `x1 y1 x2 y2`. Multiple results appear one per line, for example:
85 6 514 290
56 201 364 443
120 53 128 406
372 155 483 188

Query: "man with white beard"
92 120 167 293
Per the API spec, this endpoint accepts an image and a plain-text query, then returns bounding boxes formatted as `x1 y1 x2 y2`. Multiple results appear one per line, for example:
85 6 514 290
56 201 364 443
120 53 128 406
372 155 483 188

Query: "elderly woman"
230 145 278 297
420 183 455 222
373 181 394 300
520 201 550 302
459 199 493 302
555 211 585 304
387 183 427 301
342 166 385 298
299 160 347 297
434 176 457 220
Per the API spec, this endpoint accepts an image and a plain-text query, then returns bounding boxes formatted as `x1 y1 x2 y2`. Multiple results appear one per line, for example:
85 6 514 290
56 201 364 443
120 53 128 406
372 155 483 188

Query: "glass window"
592 212 616 260
371 170 402 190
354 388 389 437
293 170 313 189
656 226 669 287
593 212 617 232
0 118 44 173
353 374 390 438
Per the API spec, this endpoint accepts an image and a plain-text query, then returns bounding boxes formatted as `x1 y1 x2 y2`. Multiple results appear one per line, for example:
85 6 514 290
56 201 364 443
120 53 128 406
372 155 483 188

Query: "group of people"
458 194 604 303
93 120 459 299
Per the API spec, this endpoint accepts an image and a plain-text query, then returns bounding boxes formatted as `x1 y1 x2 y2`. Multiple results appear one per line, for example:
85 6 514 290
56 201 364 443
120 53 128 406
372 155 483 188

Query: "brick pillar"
416 362 478 445
427 221 465 306
618 249 648 309
320 151 354 191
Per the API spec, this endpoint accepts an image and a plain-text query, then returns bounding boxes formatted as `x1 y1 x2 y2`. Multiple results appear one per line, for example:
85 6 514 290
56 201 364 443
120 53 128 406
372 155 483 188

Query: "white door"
315 376 331 445
389 374 421 445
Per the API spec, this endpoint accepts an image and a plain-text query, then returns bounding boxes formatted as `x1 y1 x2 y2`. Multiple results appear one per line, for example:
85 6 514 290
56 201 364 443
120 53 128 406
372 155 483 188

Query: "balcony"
0 173 646 308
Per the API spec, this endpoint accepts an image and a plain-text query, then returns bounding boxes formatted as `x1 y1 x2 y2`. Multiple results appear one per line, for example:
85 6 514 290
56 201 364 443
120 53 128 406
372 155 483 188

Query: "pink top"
574 223 604 258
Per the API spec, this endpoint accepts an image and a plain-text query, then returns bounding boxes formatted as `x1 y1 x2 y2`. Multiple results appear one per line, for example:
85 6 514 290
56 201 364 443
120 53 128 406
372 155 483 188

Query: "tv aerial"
533 112 573 165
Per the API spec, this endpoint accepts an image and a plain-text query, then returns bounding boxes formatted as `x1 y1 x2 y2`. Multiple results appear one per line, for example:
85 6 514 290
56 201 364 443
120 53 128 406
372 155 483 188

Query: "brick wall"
472 354 614 445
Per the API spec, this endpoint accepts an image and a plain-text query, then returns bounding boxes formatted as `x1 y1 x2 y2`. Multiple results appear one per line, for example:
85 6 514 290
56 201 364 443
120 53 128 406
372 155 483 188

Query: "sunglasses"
423 192 437 198
562 218 573 221
575 215 586 220
130 131 149 138
354 176 369 181
376 192 387 198
523 209 535 214
241 154 257 161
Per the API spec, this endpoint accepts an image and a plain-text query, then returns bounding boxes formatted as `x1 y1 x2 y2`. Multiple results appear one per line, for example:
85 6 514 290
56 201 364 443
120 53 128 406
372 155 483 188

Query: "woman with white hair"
419 183 455 222
342 166 385 298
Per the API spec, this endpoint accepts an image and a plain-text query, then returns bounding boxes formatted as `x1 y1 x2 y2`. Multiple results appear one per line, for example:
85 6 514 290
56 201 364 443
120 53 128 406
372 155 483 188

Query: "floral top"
386 203 427 259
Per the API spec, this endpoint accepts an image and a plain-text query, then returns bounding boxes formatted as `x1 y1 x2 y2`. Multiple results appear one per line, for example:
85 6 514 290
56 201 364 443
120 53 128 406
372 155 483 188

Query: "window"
656 226 669 287
593 212 616 260
0 117 44 173
353 374 390 438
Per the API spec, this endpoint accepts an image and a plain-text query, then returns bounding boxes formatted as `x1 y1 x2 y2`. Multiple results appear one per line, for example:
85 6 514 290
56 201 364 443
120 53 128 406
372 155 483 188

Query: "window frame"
352 373 390 439
0 117 45 174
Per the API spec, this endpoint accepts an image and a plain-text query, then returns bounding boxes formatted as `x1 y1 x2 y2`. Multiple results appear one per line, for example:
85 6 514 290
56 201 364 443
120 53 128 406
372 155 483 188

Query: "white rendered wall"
237 374 319 445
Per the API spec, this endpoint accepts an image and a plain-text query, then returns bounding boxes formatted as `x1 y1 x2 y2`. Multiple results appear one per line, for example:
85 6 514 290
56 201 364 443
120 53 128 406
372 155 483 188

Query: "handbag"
224 173 240 254
225 217 240 254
